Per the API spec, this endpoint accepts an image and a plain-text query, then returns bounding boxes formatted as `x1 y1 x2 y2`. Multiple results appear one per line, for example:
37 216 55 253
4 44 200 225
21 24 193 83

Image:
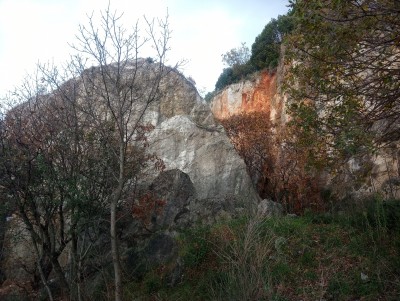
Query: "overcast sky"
0 0 290 97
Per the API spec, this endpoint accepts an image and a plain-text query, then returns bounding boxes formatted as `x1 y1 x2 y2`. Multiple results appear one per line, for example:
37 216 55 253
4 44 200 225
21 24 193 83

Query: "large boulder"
148 169 195 229
257 199 283 218
145 169 252 230
147 115 257 201
144 73 259 204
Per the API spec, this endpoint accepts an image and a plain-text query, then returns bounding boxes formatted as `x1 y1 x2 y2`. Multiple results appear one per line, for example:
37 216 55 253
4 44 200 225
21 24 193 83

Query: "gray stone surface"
142 71 259 205
140 169 254 231
257 199 283 218
147 115 257 202
148 169 195 229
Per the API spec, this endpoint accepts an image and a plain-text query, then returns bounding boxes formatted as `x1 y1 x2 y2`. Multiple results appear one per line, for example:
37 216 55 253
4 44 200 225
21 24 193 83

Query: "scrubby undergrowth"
123 197 400 301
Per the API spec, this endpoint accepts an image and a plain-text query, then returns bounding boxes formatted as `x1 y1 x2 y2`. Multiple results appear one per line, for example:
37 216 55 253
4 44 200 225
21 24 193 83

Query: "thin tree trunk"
110 198 122 301
51 255 70 297
31 237 54 301
70 233 78 301
110 136 125 301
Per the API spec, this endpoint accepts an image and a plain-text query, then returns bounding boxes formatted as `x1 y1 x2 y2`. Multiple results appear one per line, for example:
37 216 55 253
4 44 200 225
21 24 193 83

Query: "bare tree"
0 68 114 300
1 5 179 300
64 7 179 301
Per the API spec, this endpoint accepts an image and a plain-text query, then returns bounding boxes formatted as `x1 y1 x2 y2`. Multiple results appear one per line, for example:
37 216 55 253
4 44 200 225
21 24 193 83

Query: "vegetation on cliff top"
213 10 295 92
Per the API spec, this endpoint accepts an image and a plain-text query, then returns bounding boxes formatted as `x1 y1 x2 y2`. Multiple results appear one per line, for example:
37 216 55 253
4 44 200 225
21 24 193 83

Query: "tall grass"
210 217 274 301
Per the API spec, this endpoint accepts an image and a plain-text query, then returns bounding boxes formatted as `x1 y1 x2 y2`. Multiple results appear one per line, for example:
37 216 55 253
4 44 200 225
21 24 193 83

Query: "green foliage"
204 91 215 102
286 0 400 166
221 42 251 67
250 12 295 70
119 202 400 300
338 196 400 236
214 63 255 91
214 9 295 91
180 226 211 268
215 67 234 91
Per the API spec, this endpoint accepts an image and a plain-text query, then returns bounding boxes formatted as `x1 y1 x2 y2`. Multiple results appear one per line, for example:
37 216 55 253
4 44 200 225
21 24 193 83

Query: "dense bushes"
214 63 255 91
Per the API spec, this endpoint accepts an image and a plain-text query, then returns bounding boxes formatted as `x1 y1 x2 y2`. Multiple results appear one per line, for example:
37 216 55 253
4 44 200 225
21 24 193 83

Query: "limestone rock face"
148 169 195 229
147 116 256 201
145 73 259 204
209 71 287 201
144 169 252 230
210 71 286 126
210 69 400 200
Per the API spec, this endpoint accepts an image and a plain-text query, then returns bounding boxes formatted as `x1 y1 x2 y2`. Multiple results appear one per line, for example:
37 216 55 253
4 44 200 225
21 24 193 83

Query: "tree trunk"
110 198 122 301
51 256 70 297
31 238 54 301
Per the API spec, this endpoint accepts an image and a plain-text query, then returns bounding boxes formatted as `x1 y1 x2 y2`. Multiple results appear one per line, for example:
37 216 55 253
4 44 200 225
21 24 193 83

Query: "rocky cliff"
0 64 260 296
210 70 285 126
144 71 258 204
209 69 400 203
137 70 260 228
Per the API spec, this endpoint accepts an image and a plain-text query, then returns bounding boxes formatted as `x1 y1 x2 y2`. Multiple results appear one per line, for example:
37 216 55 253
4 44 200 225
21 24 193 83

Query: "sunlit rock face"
209 71 287 202
210 71 285 125
145 73 259 203
210 69 400 200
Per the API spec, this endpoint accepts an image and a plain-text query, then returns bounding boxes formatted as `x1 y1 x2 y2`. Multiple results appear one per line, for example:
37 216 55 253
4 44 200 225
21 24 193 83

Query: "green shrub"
180 227 211 268
382 199 400 231
215 67 234 91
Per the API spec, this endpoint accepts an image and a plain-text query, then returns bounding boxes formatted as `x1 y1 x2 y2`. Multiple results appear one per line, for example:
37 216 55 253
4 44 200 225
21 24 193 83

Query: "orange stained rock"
211 71 277 120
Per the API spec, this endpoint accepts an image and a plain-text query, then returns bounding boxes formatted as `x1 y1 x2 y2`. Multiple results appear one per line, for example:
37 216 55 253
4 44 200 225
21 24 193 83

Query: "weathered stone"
144 233 178 266
187 196 252 225
146 115 258 202
139 70 259 205
147 169 195 229
210 71 285 126
139 169 254 231
257 199 283 218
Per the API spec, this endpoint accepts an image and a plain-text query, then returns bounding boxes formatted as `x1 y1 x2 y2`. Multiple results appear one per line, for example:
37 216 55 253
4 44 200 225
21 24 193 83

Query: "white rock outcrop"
145 73 259 203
